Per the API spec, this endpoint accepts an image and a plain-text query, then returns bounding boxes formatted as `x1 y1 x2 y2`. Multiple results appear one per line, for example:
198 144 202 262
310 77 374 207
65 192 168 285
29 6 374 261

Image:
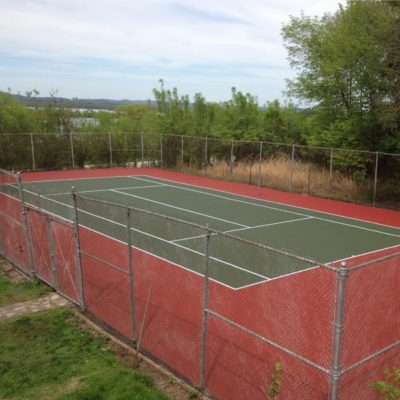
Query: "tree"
281 0 400 154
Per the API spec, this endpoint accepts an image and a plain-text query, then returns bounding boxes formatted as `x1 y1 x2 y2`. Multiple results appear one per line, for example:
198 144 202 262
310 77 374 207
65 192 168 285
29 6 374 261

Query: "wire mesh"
340 247 400 396
0 170 30 271
204 229 337 398
2 132 400 209
1 166 399 399
130 207 205 384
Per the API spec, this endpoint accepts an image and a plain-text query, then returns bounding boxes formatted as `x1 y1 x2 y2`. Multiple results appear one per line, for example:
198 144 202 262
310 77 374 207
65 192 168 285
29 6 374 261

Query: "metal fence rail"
0 173 399 399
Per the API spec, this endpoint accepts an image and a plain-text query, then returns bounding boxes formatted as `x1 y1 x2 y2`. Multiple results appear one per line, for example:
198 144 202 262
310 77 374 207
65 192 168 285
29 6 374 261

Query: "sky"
0 0 341 105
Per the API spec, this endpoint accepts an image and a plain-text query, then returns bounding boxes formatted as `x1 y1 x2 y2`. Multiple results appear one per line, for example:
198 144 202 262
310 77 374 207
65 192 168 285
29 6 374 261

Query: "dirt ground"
0 258 205 400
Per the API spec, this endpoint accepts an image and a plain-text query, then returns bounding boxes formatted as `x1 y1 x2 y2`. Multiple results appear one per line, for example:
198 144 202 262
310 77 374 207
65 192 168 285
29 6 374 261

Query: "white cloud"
0 0 342 103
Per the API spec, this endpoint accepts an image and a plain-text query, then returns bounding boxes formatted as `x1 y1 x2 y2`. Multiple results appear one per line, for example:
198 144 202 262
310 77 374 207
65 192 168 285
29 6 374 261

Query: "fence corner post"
200 226 212 391
71 187 85 310
329 262 349 400
17 172 34 275
126 206 136 344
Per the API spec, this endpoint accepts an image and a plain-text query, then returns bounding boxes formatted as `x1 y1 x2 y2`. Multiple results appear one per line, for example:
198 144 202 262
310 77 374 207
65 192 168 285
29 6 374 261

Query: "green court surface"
16 175 400 288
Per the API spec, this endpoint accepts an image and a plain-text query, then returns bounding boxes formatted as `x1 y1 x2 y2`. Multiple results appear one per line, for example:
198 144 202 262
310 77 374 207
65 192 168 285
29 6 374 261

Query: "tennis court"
2 168 400 399
18 174 400 289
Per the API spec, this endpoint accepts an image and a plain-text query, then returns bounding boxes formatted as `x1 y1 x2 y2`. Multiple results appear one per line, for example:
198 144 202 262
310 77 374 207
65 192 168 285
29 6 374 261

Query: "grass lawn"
0 263 195 400
0 308 172 400
0 272 51 307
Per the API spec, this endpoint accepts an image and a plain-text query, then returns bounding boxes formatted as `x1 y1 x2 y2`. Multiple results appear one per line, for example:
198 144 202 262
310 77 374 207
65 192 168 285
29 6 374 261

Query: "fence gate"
26 206 80 305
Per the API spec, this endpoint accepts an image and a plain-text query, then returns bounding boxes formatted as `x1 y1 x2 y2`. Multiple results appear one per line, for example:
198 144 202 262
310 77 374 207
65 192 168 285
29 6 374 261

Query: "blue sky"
0 0 341 105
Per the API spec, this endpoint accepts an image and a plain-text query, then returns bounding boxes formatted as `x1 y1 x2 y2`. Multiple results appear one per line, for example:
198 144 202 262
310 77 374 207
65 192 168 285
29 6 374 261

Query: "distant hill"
7 92 155 111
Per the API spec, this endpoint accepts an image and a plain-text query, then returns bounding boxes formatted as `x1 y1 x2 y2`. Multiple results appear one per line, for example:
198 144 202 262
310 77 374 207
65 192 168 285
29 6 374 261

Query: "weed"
263 362 283 398
370 367 400 399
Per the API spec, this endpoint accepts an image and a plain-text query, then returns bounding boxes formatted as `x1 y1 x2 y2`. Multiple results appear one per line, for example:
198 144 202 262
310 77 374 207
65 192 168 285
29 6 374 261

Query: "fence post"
70 132 75 169
30 133 36 171
46 215 58 291
109 132 113 166
71 187 85 310
328 148 334 199
17 172 34 275
200 227 212 391
290 144 295 192
230 140 234 176
160 134 163 168
141 134 144 167
329 262 349 400
126 207 136 343
373 152 379 207
258 141 263 196
181 135 184 165
204 137 208 176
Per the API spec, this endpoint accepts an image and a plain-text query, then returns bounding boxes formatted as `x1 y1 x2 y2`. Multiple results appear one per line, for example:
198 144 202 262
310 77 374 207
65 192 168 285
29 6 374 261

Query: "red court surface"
8 167 400 399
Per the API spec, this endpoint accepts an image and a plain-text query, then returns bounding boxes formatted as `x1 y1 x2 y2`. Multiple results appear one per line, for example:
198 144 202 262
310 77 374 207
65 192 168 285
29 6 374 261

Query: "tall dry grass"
192 155 370 203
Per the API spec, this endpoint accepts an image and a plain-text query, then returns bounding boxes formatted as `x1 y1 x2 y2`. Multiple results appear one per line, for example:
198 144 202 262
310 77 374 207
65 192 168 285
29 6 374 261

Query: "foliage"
370 367 400 399
263 362 283 398
282 0 400 155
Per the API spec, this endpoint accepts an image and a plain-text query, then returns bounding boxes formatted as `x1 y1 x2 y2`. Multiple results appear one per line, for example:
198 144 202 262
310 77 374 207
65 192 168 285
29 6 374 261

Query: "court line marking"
23 173 400 236
129 176 400 239
18 176 400 246
77 206 271 283
20 188 74 210
171 216 313 243
25 172 400 232
110 189 249 228
21 176 400 241
15 190 400 291
44 184 167 196
19 186 319 287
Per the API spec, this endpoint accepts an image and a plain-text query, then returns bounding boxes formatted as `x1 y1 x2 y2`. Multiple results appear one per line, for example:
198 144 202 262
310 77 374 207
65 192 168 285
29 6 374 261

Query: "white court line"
77 207 270 282
110 189 249 228
130 176 400 239
172 216 313 243
45 183 167 196
21 188 73 209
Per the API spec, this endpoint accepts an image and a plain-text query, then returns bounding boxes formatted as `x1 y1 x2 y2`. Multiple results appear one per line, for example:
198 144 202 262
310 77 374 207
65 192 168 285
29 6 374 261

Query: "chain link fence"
1 171 399 399
1 132 400 209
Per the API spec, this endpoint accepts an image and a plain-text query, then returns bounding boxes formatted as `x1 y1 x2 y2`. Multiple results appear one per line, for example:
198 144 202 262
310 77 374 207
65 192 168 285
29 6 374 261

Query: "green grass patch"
0 309 171 400
0 273 51 307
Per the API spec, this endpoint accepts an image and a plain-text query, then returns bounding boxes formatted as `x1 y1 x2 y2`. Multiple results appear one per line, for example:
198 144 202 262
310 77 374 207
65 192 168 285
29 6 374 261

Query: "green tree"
281 0 400 155
152 80 192 166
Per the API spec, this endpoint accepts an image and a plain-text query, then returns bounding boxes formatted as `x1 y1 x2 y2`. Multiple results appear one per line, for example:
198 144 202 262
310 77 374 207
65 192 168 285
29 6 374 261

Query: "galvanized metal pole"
70 132 75 169
30 133 36 171
230 140 234 176
71 187 85 310
290 144 295 192
126 207 136 343
204 137 208 176
17 172 34 275
181 135 184 165
329 262 349 400
258 141 263 196
200 227 211 391
109 132 113 166
373 152 379 207
160 134 163 168
46 215 58 291
141 134 144 167
328 148 334 199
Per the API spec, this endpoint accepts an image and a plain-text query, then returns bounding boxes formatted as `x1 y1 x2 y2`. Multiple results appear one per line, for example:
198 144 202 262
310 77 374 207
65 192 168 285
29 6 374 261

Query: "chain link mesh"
1 166 399 399
0 169 30 270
